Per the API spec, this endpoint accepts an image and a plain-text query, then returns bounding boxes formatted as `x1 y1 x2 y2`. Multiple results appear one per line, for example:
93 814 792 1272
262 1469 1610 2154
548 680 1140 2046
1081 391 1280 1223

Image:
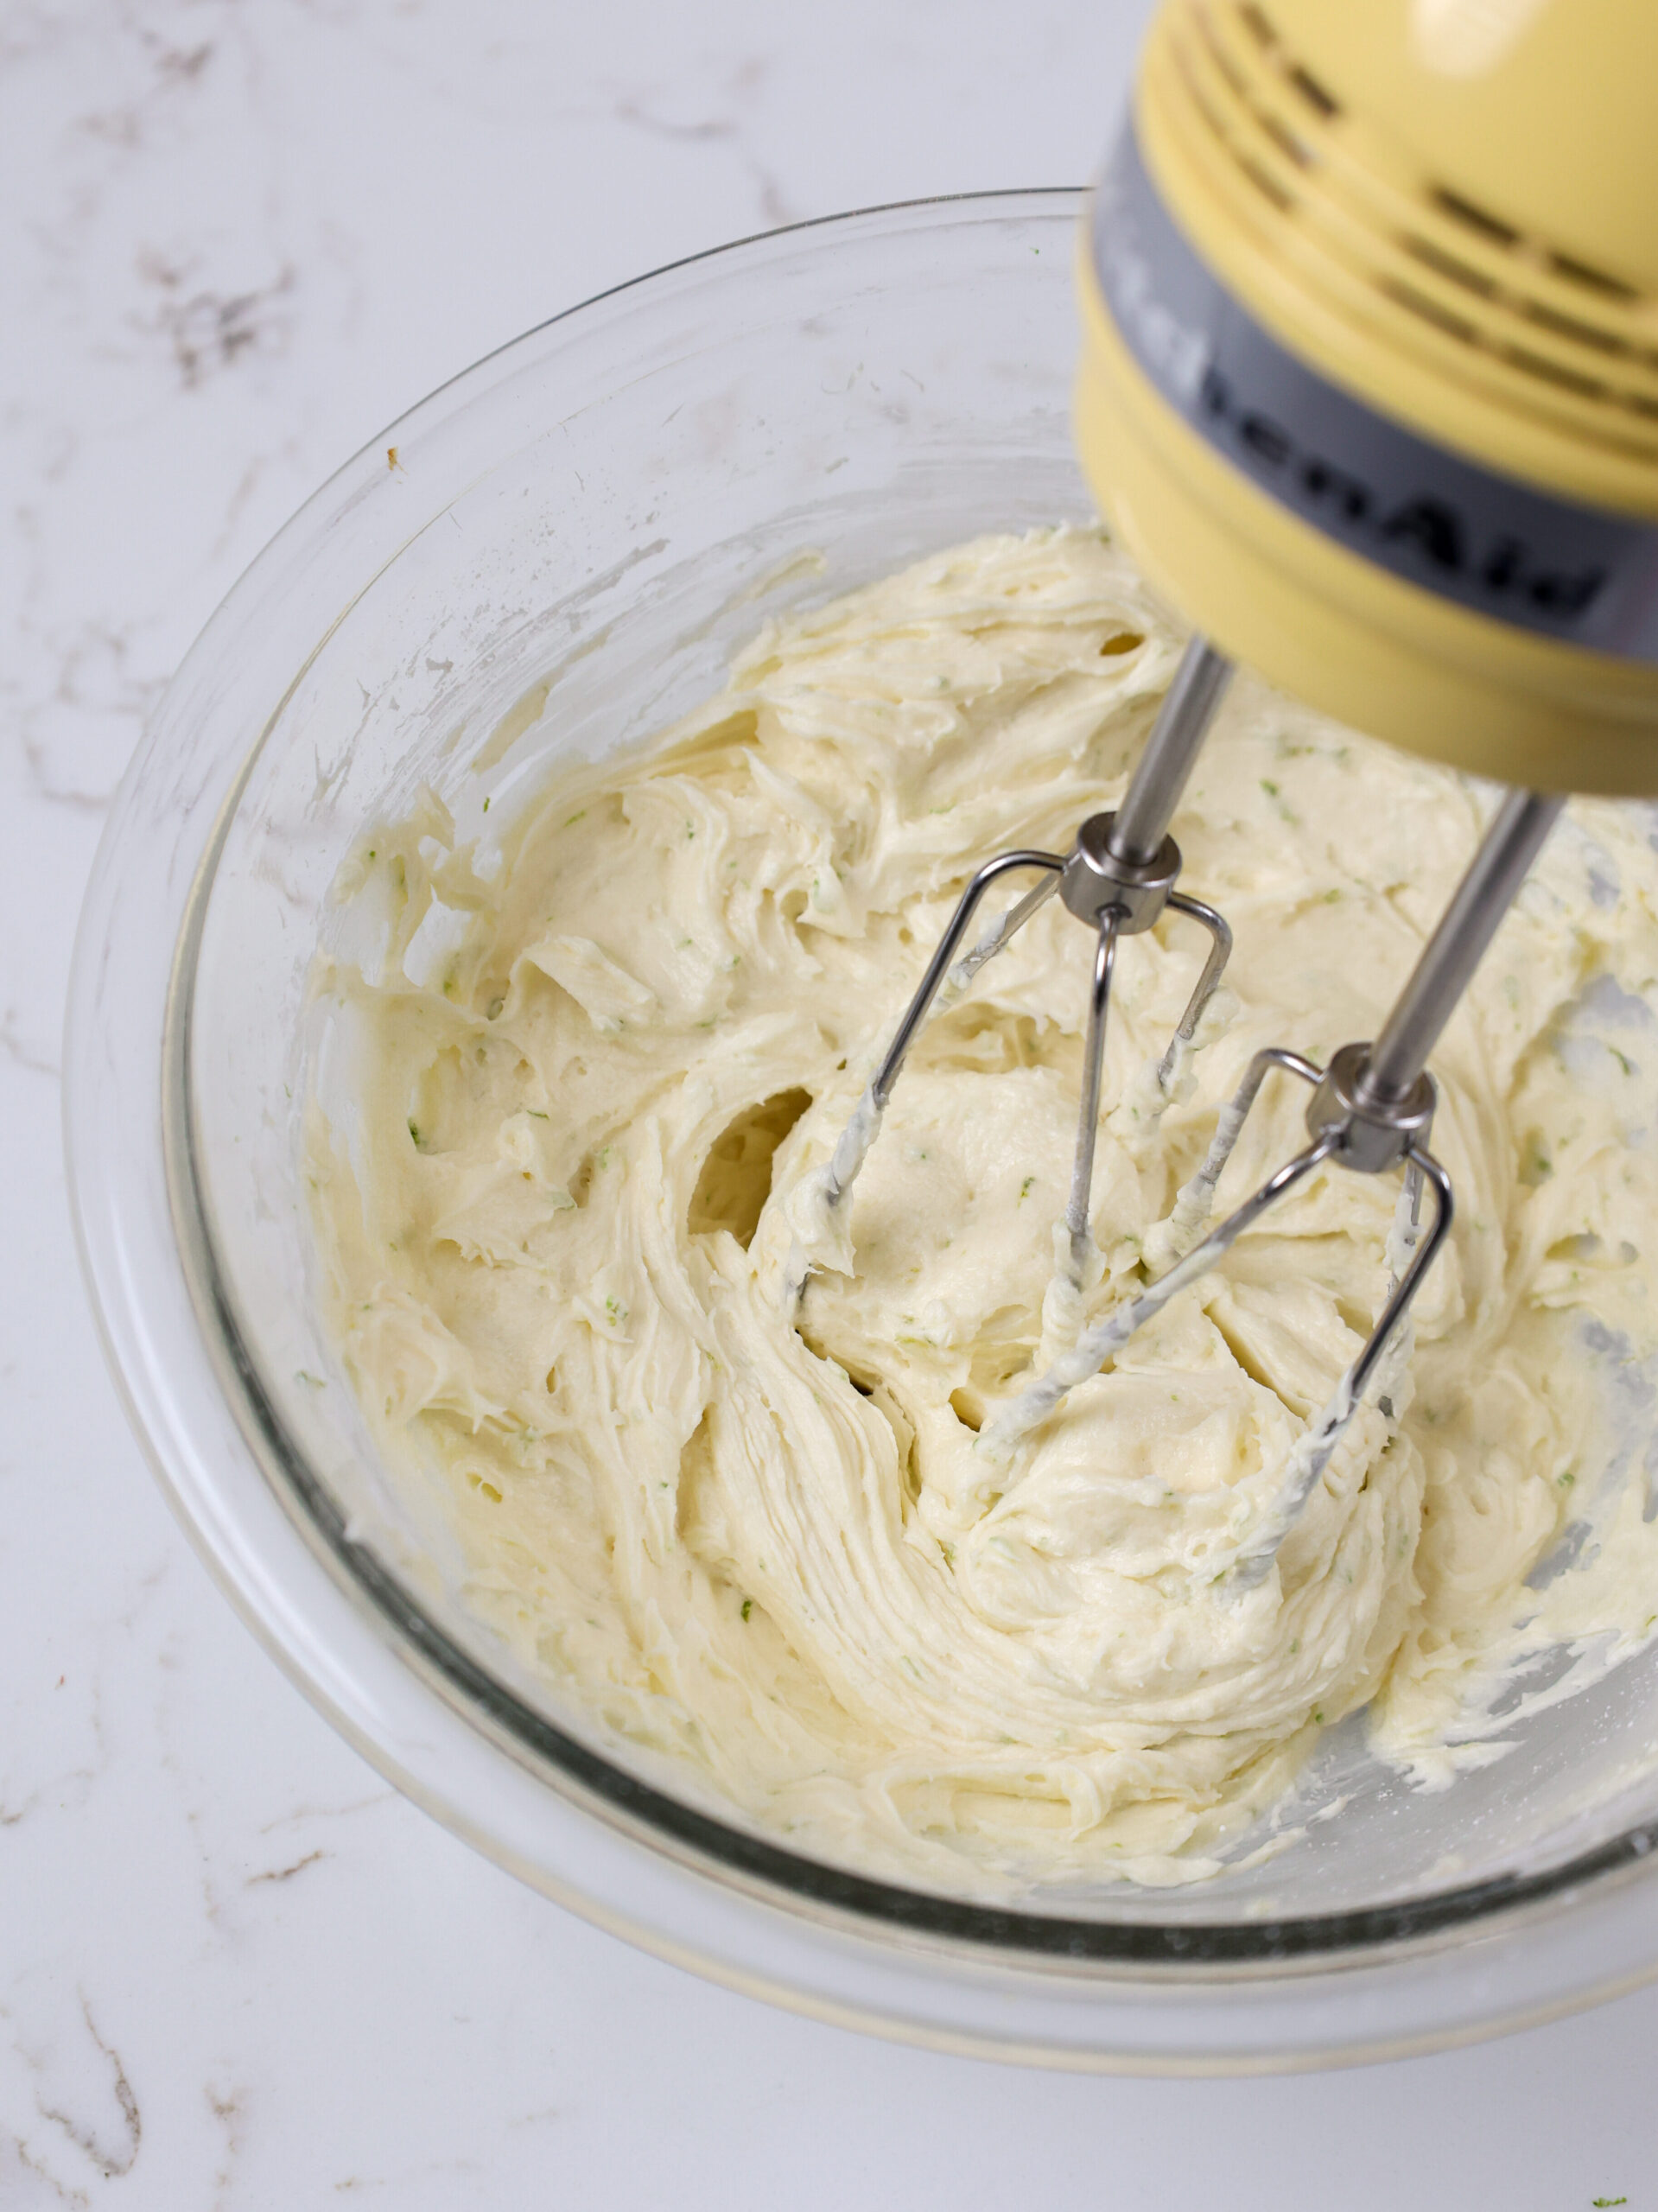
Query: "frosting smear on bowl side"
308 527 1658 1888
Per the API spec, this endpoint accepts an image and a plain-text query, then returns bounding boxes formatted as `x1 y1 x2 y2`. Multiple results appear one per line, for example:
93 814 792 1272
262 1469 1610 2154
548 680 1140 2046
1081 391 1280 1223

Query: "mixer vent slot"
1524 302 1629 356
1236 2 1273 48
1380 278 1477 347
1163 0 1658 462
1227 3 1342 117
1550 252 1639 304
1500 346 1605 401
1402 236 1496 300
1286 63 1339 121
1429 185 1518 251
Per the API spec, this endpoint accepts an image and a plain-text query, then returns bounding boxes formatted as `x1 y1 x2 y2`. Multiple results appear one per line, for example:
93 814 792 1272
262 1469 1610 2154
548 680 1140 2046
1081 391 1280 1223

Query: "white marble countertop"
5 0 1658 2202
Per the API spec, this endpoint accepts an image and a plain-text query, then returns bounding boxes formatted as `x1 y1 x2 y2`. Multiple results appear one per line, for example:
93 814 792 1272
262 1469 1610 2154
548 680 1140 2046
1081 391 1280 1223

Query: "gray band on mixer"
1091 124 1658 664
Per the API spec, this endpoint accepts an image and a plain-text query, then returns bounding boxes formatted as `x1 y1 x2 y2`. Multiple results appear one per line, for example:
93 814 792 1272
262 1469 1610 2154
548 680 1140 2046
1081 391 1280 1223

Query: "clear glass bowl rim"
64 187 1658 2058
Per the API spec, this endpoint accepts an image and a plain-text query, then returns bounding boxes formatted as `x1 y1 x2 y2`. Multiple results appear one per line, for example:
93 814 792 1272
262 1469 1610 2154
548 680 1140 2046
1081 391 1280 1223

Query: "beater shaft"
1109 639 1233 866
1360 791 1563 1108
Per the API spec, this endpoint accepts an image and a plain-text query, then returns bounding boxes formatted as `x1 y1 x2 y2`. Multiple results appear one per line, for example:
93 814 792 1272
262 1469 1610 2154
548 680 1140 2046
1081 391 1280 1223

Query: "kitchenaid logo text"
1098 212 1608 625
1195 361 1607 619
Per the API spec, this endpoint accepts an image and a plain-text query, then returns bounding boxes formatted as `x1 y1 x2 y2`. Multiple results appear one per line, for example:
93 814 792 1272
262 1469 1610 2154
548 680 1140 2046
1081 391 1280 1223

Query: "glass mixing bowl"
67 191 1658 2069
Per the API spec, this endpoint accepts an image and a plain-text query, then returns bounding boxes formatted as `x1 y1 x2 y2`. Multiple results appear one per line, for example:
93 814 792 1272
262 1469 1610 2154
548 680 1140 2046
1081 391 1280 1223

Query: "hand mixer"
805 0 1658 1580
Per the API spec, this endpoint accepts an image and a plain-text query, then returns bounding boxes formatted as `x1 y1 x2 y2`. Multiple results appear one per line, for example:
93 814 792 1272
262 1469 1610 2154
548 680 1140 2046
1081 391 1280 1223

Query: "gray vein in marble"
21 737 118 817
1 1787 43 1830
34 1998 141 2183
257 1788 398 1834
505 2105 563 2133
3 2127 90 2210
0 1574 149 1827
206 450 282 569
133 250 298 391
334 2157 486 2194
607 55 801 227
246 1847 329 1886
206 2082 245 2211
1 1007 60 1080
75 16 217 152
18 623 168 817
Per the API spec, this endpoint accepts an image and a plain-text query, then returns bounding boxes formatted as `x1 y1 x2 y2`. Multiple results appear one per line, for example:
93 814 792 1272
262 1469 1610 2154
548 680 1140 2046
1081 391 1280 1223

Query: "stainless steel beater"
803 632 1565 1585
802 636 1238 1294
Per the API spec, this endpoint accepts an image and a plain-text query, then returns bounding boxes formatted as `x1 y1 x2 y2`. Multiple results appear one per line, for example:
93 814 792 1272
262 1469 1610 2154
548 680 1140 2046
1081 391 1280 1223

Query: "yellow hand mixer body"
807 0 1658 1580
